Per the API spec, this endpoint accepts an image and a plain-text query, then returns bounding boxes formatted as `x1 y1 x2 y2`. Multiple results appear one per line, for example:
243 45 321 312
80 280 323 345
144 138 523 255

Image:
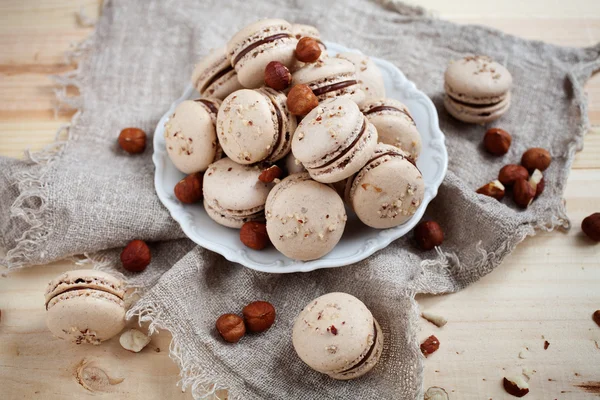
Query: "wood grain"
0 1 599 399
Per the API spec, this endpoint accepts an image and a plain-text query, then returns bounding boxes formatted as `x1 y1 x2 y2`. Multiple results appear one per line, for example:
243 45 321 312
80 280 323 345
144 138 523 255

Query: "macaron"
45 270 126 345
292 292 383 380
361 98 422 160
191 47 244 100
443 54 512 124
344 143 424 229
227 19 297 88
203 158 273 228
217 88 296 165
290 24 327 72
335 52 385 105
265 173 346 261
165 98 221 174
291 97 377 183
283 152 306 175
291 57 365 105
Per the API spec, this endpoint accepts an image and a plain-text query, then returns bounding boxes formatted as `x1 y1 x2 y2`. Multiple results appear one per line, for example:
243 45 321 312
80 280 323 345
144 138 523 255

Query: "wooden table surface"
0 1 598 399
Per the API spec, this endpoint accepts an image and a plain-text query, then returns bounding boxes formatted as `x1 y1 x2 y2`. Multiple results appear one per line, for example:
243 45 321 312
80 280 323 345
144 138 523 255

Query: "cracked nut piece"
424 387 449 400
119 329 151 353
264 61 292 91
503 376 530 397
476 180 505 200
484 128 511 155
174 172 203 204
414 221 444 251
499 164 529 187
258 165 283 183
240 221 270 250
528 169 544 198
295 37 322 63
420 335 440 357
287 84 319 116
216 314 245 343
592 310 600 327
118 127 146 154
582 213 600 242
521 148 551 172
120 240 151 272
243 301 276 333
513 178 535 209
421 311 447 328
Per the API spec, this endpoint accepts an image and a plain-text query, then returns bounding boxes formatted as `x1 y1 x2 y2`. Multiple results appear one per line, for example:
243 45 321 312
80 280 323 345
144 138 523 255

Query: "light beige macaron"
45 270 126 345
336 52 385 106
292 292 384 380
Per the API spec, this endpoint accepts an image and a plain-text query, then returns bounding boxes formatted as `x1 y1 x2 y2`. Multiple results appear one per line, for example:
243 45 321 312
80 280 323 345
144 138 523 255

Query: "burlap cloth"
1 0 599 398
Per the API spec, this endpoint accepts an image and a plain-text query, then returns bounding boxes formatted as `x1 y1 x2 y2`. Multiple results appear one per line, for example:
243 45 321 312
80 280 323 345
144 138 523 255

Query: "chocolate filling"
200 65 234 93
312 80 357 97
233 33 292 66
314 118 366 169
447 95 504 109
363 105 415 124
315 38 327 49
45 287 122 310
339 323 378 374
195 99 219 115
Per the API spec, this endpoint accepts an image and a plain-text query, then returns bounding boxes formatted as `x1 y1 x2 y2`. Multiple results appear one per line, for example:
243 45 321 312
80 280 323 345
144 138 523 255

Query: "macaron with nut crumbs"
336 52 385 106
292 292 383 380
191 46 244 100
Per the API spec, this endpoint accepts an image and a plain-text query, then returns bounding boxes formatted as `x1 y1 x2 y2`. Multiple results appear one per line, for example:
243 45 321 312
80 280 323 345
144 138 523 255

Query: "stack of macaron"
165 18 425 261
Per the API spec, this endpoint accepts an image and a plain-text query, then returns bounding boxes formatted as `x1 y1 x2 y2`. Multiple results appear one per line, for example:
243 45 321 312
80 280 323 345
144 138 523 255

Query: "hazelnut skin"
216 314 245 343
242 301 276 333
118 128 146 154
513 178 535 209
414 221 444 250
240 222 270 250
174 172 203 204
483 128 511 156
287 84 319 116
295 37 322 63
498 165 529 187
521 148 551 172
264 61 291 91
120 240 151 272
476 180 505 201
258 165 283 183
581 213 600 242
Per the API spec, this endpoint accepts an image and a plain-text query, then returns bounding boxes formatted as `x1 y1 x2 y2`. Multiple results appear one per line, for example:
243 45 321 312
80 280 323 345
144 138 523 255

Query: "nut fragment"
240 221 270 250
421 311 447 328
264 61 292 91
119 329 151 353
503 376 530 397
521 148 551 172
118 127 146 154
120 240 151 272
476 180 505 200
483 128 512 155
499 165 529 187
424 387 449 400
414 221 444 251
528 169 544 198
592 310 600 328
216 314 245 343
242 301 276 333
513 178 535 209
287 84 319 116
258 165 283 183
581 213 600 242
420 335 440 356
295 37 322 63
174 172 203 204
543 340 550 350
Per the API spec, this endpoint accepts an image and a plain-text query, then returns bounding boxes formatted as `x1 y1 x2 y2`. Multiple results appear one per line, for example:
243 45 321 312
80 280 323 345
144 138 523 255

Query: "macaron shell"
191 46 244 100
292 292 376 374
217 89 277 164
444 55 512 104
336 53 385 105
265 174 346 261
259 87 296 163
165 100 219 174
45 269 125 305
284 152 306 175
444 92 511 124
203 199 264 229
46 289 126 344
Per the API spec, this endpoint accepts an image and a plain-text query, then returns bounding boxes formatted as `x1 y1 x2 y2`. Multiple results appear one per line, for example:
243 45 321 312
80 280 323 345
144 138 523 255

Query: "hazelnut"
528 169 544 198
242 301 276 333
287 84 319 116
120 240 151 272
476 180 505 201
420 335 440 357
581 213 600 242
503 376 530 397
240 221 270 250
258 165 283 183
521 147 551 172
483 128 511 155
295 37 322 63
264 61 292 91
513 178 535 209
424 387 449 400
119 329 151 352
215 314 245 343
421 311 447 328
414 220 444 251
592 310 600 327
174 172 203 204
118 127 146 154
498 165 529 187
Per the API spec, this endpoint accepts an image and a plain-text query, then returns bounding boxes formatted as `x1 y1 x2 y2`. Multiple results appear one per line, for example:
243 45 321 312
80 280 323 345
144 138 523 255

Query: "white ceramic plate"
153 42 447 273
